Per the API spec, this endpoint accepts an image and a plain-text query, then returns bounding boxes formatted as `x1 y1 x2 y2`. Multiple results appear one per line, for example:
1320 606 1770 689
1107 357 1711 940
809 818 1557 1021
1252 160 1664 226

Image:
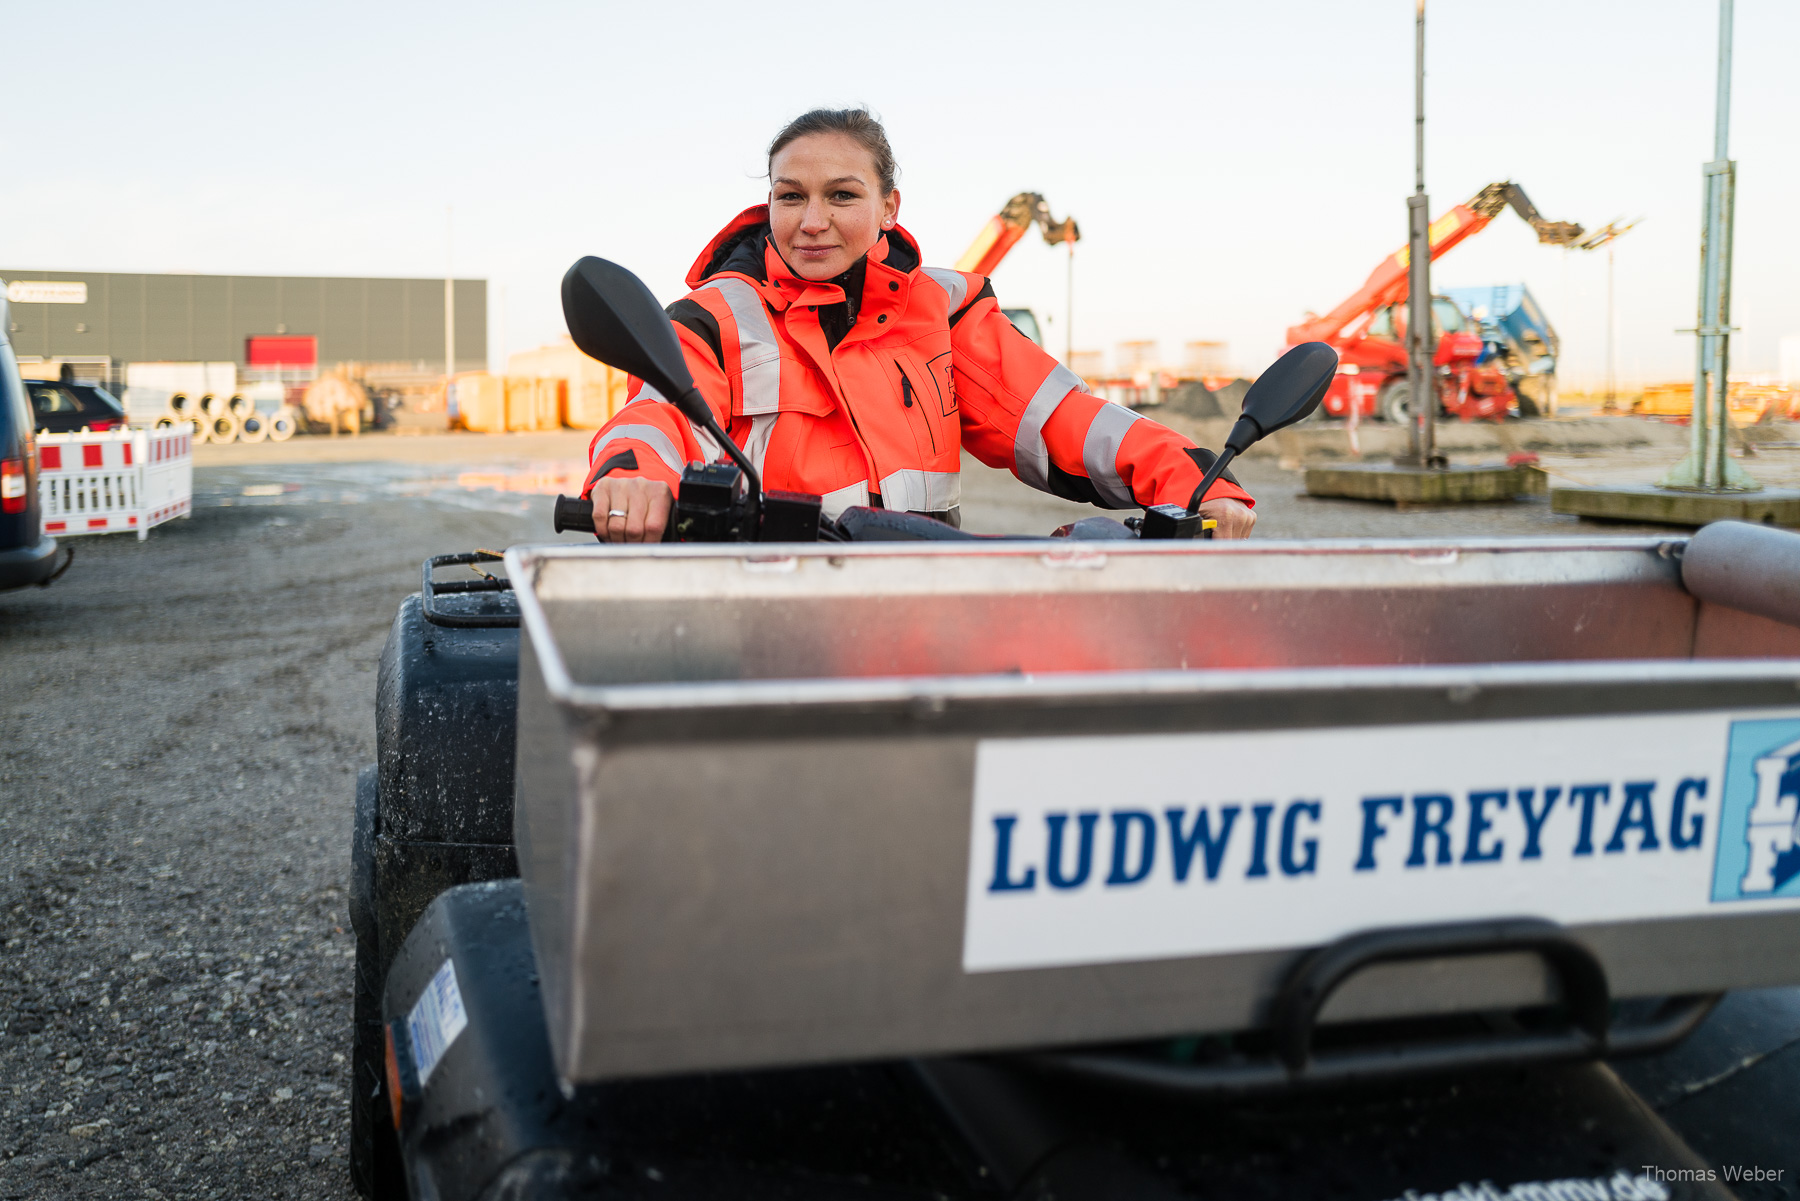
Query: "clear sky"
5 0 1795 386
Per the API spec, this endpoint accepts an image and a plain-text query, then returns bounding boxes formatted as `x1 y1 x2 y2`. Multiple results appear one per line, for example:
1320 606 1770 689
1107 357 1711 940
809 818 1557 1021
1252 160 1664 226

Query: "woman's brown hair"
768 108 898 195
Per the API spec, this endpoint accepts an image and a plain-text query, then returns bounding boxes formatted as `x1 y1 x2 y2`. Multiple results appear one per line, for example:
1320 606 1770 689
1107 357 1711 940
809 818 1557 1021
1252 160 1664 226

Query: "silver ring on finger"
607 509 628 520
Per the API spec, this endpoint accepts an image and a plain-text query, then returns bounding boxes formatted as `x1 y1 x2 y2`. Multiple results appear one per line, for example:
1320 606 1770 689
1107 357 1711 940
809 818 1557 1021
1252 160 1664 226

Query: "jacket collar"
688 205 924 322
686 205 773 289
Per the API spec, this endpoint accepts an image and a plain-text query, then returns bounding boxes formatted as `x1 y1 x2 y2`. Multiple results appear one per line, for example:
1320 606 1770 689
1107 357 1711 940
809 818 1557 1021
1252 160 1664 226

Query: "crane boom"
1286 182 1583 346
954 193 1080 276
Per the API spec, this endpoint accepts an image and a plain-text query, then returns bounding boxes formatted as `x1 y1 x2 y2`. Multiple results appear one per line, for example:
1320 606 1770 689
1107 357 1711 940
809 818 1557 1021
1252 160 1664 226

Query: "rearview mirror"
1226 341 1338 453
1182 341 1339 517
561 256 707 425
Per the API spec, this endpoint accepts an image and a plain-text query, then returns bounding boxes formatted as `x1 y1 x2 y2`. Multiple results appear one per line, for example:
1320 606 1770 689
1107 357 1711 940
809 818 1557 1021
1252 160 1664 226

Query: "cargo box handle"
421 552 520 629
1024 920 1719 1095
1272 916 1611 1075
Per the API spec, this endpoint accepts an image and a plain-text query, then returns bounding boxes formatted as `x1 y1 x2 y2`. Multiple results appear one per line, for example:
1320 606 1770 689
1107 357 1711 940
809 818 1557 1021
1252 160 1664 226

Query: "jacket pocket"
894 350 962 466
893 359 940 457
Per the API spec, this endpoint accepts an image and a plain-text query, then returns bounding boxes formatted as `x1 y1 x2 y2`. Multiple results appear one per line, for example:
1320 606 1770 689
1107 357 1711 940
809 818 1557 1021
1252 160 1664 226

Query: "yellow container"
1635 381 1797 426
504 377 533 431
564 367 627 428
453 373 507 433
539 378 566 430
509 336 626 429
503 377 563 431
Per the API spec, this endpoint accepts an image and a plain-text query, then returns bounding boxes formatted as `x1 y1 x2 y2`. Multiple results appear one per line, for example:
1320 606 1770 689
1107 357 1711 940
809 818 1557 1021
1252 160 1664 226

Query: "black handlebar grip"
553 494 595 534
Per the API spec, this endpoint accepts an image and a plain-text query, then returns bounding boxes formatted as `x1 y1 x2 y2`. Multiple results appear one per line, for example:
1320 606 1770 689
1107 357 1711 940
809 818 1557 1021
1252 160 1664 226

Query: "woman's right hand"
589 477 674 544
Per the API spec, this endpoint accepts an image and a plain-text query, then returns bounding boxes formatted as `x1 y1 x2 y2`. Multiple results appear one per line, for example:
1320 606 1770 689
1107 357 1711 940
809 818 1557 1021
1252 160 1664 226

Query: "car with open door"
26 376 127 434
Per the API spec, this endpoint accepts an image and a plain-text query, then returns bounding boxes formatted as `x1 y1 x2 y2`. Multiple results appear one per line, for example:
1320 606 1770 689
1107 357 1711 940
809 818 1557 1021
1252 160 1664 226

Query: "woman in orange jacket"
584 107 1256 543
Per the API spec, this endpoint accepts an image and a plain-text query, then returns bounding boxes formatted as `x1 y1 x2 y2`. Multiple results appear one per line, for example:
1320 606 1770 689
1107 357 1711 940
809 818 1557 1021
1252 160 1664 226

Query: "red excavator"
956 193 1079 349
956 192 1079 275
1287 182 1583 422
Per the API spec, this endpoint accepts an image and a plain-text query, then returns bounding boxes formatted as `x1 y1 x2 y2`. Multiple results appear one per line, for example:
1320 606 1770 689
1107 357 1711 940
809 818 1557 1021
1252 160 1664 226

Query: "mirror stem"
1185 448 1238 516
681 389 762 525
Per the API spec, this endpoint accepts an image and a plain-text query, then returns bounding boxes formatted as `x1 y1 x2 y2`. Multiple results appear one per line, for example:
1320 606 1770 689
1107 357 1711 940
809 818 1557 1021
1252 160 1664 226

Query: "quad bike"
347 258 1800 1201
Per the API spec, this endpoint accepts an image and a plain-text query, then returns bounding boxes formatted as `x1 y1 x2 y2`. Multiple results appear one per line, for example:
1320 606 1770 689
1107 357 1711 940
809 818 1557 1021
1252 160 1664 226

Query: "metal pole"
1414 0 1425 199
1713 0 1732 162
444 206 457 380
1065 240 1074 368
1660 0 1753 491
1606 244 1616 409
1405 0 1436 467
497 282 508 375
1707 0 1738 488
1704 0 1731 489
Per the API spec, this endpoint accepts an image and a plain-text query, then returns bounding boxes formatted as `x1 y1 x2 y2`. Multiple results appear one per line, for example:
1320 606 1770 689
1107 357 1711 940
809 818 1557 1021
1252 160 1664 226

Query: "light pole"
1402 0 1438 468
444 206 457 380
1607 241 1616 408
1662 0 1753 492
1548 0 1798 523
1302 0 1539 505
1065 239 1075 369
1575 220 1641 411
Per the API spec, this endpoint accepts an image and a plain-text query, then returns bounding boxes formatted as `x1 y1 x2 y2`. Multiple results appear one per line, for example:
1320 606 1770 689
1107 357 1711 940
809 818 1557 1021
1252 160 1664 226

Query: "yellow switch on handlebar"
1201 518 1218 540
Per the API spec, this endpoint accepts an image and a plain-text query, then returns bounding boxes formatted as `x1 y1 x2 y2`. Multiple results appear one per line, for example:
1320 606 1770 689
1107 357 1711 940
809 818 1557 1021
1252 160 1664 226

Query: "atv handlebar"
552 481 1217 544
553 495 595 534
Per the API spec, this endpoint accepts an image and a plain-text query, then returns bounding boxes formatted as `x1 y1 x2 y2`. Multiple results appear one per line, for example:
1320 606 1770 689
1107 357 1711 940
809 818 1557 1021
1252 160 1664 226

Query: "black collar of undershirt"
816 256 867 351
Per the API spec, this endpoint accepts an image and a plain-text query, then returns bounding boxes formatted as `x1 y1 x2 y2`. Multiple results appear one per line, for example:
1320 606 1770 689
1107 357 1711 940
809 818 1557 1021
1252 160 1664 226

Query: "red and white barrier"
37 427 193 541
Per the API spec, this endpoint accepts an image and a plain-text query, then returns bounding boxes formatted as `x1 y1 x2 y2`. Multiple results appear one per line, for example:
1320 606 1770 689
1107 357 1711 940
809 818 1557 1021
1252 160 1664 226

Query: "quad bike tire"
350 766 406 1199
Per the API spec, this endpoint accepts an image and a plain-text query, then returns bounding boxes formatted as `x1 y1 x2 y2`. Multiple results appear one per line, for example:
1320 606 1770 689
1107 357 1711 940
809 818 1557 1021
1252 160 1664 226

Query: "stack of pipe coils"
201 394 241 444
146 392 299 444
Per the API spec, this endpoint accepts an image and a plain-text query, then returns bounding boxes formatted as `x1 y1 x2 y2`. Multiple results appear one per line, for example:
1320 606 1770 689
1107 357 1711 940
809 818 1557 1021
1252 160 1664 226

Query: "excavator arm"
1286 182 1582 346
1470 182 1584 246
954 193 1080 276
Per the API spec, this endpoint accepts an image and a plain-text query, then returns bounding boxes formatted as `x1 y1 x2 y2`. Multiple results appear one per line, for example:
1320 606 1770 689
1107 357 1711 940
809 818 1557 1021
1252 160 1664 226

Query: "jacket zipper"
809 319 879 499
899 366 937 454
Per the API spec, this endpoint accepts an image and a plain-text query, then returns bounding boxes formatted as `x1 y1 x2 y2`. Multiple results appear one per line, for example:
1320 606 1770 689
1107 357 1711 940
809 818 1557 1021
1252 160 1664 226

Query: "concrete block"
1157 415 1696 464
1551 485 1800 528
1304 464 1525 507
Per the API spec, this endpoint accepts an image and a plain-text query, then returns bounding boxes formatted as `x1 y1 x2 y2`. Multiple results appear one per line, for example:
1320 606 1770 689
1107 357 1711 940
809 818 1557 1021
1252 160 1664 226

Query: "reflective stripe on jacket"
583 205 1253 522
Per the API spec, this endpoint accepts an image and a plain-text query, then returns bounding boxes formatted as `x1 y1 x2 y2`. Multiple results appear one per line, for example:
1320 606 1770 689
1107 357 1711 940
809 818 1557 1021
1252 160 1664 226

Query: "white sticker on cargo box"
963 710 1800 973
406 959 468 1084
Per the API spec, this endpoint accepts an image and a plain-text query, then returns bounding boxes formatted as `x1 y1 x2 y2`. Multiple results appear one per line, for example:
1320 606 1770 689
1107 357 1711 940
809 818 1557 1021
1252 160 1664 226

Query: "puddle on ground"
197 461 587 517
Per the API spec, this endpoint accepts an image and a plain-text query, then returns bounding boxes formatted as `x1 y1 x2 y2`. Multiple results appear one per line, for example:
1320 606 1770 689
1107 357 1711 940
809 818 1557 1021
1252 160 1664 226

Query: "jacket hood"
686 204 922 289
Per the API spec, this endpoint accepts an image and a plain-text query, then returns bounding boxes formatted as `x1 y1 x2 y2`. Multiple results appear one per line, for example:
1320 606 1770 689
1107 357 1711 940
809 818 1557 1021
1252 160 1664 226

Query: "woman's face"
768 132 900 281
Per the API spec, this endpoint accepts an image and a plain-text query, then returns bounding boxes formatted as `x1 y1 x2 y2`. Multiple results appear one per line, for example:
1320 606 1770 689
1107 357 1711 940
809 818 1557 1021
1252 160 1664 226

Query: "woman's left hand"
1199 497 1256 540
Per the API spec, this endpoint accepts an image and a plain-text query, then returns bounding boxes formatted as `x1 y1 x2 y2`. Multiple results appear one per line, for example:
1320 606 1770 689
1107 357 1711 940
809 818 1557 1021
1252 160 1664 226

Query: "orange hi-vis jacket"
582 206 1253 524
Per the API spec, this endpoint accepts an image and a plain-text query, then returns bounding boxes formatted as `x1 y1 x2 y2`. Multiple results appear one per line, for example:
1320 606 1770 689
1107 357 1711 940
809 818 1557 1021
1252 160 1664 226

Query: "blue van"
0 285 59 590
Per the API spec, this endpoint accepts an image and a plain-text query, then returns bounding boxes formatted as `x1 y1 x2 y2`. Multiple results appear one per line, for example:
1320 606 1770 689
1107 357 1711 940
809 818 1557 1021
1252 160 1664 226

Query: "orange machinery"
955 193 1079 276
952 193 1081 351
1288 182 1584 423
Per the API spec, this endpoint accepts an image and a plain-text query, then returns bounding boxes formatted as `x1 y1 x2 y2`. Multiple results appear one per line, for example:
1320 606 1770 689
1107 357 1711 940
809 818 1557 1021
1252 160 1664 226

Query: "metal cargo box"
507 537 1800 1084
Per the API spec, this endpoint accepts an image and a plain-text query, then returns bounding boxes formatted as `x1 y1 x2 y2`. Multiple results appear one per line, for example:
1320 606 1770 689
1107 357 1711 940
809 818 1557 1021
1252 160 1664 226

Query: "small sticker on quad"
407 959 469 1084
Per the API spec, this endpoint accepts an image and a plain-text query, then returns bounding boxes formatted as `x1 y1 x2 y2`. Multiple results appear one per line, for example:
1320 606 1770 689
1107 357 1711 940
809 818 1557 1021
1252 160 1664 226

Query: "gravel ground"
0 434 1754 1197
0 480 553 1200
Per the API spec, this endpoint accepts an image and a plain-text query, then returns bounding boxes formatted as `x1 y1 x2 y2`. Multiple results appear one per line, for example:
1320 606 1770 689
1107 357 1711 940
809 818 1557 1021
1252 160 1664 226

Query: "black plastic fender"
352 591 523 1199
381 881 970 1201
371 593 521 975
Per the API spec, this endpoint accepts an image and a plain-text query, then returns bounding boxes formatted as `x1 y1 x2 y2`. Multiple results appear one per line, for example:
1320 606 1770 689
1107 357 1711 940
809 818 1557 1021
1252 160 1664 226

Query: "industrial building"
0 269 487 382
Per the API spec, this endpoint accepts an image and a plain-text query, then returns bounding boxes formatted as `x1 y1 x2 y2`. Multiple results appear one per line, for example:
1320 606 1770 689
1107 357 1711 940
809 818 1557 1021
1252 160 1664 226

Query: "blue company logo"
1712 719 1800 902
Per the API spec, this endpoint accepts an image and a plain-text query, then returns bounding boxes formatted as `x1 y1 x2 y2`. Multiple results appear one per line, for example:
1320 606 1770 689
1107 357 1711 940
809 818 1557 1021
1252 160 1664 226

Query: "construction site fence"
37 426 193 540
